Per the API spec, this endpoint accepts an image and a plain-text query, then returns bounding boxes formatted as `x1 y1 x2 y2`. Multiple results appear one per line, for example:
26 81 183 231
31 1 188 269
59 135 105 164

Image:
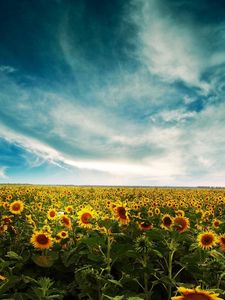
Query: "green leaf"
31 255 55 268
146 229 165 240
210 250 225 262
5 251 23 261
87 253 103 263
189 242 198 251
81 236 105 247
108 279 123 287
61 248 79 267
111 243 133 257
0 259 15 269
151 249 163 258
21 275 37 284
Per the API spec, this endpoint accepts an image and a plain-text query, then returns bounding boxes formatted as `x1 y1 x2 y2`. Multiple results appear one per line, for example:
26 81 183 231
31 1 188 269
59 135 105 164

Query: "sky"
1 0 225 186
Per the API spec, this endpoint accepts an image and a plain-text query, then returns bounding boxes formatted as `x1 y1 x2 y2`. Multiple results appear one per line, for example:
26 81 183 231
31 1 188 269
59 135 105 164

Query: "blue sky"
1 0 225 186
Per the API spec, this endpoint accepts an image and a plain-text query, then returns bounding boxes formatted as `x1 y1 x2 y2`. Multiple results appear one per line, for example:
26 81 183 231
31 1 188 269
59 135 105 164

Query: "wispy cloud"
0 65 16 74
0 121 183 180
131 0 225 94
0 166 7 179
0 123 62 166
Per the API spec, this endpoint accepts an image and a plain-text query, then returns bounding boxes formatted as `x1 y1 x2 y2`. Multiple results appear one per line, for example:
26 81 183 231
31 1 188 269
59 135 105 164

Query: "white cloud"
183 95 196 105
0 123 63 166
64 154 183 177
49 101 115 140
132 0 211 92
95 70 173 106
0 166 7 179
2 97 225 186
173 101 225 181
210 52 225 67
0 65 16 74
153 108 196 123
0 121 184 181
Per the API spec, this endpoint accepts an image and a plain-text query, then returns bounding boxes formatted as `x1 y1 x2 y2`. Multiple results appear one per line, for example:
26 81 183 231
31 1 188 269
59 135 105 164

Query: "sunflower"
218 234 225 251
1 202 9 209
42 225 52 234
154 208 161 215
47 208 57 221
213 219 222 228
161 214 173 229
201 210 211 222
197 231 217 250
26 214 36 229
55 235 61 243
173 216 190 233
30 231 53 249
9 200 24 215
77 207 97 228
0 224 7 233
148 209 154 217
2 215 12 224
65 205 73 214
106 200 112 209
171 286 223 300
114 204 129 225
36 203 42 210
60 215 72 229
6 194 12 200
175 210 185 217
57 230 69 239
138 221 153 231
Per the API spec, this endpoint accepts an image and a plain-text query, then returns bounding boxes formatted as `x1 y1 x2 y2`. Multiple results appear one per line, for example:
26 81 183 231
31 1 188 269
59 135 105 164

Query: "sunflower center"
62 217 70 225
36 234 49 245
174 217 188 232
81 212 92 224
140 222 152 230
12 203 21 211
117 207 127 219
220 237 225 245
201 235 213 245
49 211 56 217
163 217 172 226
3 217 11 223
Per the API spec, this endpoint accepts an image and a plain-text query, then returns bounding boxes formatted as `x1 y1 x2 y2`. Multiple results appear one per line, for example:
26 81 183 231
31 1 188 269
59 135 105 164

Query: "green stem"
217 272 225 289
168 249 175 300
106 234 112 275
98 234 112 300
134 278 144 290
100 283 108 300
143 254 149 300
173 266 185 280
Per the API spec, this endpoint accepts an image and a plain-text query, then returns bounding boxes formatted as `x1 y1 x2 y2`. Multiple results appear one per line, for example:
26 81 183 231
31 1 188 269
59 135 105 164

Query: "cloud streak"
0 65 16 74
0 166 7 179
132 0 225 94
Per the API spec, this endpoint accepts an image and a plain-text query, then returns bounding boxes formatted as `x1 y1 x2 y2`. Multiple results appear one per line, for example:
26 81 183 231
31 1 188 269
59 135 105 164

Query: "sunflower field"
0 185 225 300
